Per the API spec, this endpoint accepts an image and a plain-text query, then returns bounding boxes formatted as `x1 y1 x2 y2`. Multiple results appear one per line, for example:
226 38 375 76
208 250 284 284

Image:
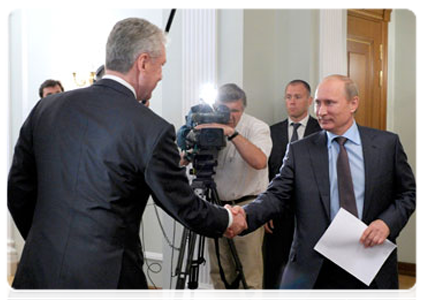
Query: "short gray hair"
323 74 359 100
216 83 247 108
106 18 166 74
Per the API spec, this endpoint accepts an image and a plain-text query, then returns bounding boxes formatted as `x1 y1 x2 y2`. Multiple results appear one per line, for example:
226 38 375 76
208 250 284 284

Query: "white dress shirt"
288 114 310 142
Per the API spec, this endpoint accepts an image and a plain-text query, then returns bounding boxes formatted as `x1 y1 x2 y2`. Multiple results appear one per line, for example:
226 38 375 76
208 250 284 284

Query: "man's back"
9 79 229 288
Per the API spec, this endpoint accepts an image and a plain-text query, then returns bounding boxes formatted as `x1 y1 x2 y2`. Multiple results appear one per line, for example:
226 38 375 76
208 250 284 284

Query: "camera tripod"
174 154 247 289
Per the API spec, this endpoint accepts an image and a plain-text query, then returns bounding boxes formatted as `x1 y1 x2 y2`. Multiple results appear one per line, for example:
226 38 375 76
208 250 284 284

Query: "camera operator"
195 83 272 289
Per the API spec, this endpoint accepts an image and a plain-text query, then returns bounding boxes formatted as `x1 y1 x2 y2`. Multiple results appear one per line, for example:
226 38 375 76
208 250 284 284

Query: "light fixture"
72 71 96 87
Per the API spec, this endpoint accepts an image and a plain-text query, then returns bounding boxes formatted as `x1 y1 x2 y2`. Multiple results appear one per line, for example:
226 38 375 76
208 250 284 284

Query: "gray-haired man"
8 18 246 289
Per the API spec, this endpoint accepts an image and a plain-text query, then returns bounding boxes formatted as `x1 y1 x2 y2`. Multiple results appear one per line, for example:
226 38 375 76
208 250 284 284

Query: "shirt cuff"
224 207 233 229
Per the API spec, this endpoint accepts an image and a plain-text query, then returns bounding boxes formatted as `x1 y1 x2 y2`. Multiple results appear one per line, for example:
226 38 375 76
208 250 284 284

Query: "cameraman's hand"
196 123 267 170
224 204 247 238
179 151 190 167
195 123 235 137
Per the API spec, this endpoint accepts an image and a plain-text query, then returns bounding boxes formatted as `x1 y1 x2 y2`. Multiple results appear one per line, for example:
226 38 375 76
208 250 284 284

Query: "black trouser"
262 209 295 289
314 259 378 289
117 253 148 289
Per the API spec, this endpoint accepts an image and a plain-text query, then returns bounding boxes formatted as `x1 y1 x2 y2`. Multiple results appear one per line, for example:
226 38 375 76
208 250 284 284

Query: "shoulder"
242 113 269 127
291 130 325 150
270 119 288 131
358 125 398 141
240 114 270 135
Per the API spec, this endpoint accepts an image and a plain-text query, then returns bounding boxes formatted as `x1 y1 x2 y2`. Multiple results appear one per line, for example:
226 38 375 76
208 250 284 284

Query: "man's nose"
316 104 327 116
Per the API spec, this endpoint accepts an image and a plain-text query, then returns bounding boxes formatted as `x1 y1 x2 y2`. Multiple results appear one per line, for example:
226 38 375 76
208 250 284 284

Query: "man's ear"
350 96 359 114
137 53 149 73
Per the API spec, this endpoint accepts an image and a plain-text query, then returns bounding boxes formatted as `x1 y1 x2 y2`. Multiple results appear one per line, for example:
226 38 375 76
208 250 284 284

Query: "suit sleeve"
144 124 229 238
243 143 295 234
378 135 416 239
8 105 39 240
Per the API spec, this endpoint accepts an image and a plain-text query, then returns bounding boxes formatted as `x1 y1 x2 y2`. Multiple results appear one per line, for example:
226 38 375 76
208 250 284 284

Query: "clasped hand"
224 204 247 238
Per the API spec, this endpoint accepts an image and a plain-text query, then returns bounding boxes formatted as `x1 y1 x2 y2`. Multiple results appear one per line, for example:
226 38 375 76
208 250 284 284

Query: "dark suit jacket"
268 116 321 180
8 79 229 289
263 116 320 288
245 126 415 289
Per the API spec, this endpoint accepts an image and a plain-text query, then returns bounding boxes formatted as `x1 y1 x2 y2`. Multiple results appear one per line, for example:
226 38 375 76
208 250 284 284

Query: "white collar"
288 114 310 127
102 74 137 99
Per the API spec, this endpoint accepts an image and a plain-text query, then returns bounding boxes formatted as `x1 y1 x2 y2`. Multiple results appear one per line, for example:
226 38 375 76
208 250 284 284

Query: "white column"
181 9 217 118
0 9 18 276
181 9 217 288
319 9 348 80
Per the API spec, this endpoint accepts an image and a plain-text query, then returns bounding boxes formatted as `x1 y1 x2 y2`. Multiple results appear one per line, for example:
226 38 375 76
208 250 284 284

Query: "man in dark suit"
229 74 415 289
8 18 246 289
263 79 320 289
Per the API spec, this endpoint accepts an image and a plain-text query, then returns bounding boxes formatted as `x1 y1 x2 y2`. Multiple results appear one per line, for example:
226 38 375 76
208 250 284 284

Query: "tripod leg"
187 234 206 289
174 228 188 278
175 229 197 289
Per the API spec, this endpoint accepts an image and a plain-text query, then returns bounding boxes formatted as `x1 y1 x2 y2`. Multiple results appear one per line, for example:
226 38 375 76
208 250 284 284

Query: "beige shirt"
214 113 272 201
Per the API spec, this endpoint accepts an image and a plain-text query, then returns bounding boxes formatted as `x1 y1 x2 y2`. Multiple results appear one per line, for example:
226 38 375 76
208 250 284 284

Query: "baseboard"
148 286 163 300
398 262 416 277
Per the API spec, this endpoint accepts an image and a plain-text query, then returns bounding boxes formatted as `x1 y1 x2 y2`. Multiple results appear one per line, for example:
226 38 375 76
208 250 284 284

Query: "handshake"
224 204 248 238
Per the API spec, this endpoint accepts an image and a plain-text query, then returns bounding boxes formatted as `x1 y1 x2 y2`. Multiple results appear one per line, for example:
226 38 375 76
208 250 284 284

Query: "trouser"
207 199 264 289
314 258 378 289
262 208 295 289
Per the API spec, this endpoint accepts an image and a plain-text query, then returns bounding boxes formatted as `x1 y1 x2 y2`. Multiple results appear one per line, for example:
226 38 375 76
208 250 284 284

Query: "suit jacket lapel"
359 126 380 222
309 131 331 221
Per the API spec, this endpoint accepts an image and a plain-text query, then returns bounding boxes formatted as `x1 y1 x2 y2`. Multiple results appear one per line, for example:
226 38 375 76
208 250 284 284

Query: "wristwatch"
228 130 239 141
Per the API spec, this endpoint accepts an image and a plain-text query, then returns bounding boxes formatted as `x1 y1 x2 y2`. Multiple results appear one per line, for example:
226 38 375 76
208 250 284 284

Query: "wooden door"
347 9 391 130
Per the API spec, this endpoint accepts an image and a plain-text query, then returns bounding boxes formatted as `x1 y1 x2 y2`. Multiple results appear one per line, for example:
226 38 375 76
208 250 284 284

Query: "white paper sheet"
314 208 397 286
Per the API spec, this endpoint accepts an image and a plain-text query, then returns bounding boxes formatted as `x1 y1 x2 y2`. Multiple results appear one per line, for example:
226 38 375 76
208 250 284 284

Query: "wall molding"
145 251 163 262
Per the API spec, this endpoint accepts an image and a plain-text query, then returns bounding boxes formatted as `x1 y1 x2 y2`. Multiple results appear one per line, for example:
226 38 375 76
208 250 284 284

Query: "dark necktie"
335 137 358 217
291 123 301 142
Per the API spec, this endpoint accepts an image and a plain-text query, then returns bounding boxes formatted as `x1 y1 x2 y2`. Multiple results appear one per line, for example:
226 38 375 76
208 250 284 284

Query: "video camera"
177 103 230 179
177 103 230 152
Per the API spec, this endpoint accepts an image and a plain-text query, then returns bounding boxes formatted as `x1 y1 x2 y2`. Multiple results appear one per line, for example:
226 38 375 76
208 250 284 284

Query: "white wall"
217 9 244 87
243 9 279 125
237 9 321 125
272 9 320 122
387 9 416 264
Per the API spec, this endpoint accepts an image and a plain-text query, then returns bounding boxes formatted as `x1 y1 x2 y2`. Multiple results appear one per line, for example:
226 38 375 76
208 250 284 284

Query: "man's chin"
318 121 332 131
